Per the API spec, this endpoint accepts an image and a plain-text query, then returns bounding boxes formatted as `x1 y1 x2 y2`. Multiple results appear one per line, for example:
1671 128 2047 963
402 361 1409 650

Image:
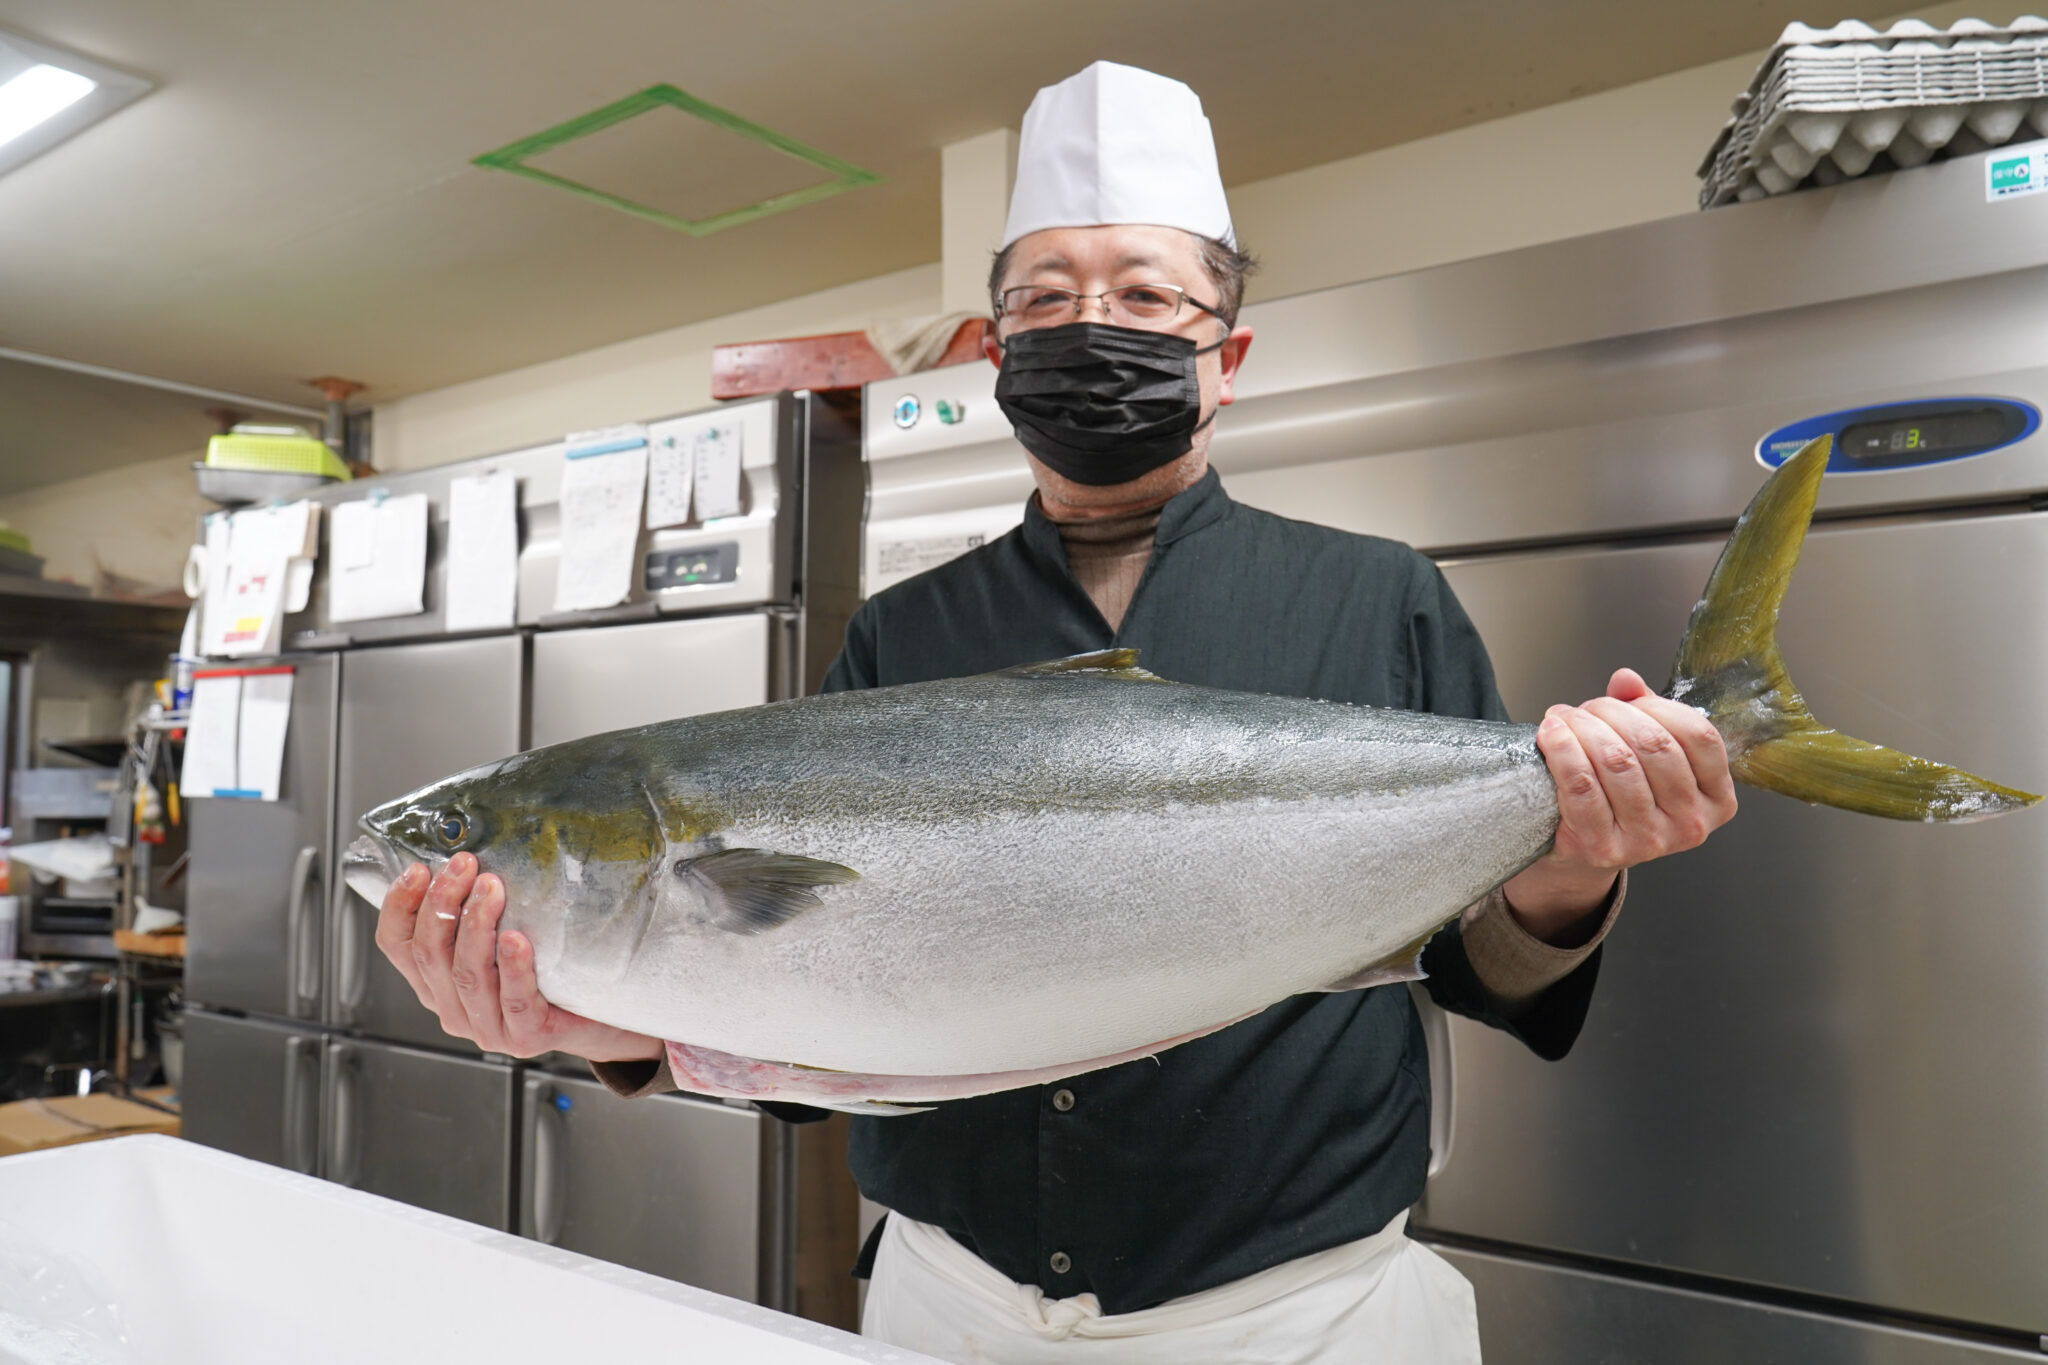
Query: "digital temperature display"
1758 398 2039 474
1840 408 2008 465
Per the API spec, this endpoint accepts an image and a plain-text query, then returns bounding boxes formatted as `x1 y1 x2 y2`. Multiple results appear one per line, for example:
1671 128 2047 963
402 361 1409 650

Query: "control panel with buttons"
645 541 739 592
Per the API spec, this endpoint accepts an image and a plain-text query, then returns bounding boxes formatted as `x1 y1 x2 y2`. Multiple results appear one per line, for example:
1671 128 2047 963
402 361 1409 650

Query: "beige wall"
372 263 943 472
0 450 205 595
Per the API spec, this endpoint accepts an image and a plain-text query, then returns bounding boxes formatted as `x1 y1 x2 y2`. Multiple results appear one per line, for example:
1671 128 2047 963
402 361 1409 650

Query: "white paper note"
181 674 242 799
203 502 313 657
445 472 520 632
235 671 294 801
692 423 744 521
328 493 429 623
555 444 647 612
645 418 698 528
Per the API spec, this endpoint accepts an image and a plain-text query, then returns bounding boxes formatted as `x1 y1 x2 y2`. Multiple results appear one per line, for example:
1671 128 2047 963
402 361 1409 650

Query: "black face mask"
993 322 1224 486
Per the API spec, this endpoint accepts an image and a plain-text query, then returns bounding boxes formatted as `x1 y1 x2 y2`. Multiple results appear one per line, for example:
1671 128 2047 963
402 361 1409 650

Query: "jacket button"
1052 1089 1075 1112
1049 1251 1072 1274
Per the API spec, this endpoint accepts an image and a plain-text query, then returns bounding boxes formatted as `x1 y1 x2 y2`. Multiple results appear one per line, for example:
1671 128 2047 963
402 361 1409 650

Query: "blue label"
1757 397 2039 474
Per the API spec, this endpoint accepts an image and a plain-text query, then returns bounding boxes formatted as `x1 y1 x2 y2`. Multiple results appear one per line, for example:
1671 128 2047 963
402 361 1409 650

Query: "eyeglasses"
996 283 1225 330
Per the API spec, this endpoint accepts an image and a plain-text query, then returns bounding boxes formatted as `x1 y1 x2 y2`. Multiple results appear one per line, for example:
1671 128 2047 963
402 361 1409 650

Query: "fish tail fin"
1668 435 2040 823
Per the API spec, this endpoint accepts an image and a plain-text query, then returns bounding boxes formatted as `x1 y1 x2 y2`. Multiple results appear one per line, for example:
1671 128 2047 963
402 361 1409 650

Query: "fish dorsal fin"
678 848 859 935
1000 649 1163 683
1317 927 1437 993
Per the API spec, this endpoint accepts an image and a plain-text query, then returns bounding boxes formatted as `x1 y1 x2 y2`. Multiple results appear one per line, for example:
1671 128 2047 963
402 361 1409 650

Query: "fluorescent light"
0 64 95 148
0 29 150 179
0 63 96 149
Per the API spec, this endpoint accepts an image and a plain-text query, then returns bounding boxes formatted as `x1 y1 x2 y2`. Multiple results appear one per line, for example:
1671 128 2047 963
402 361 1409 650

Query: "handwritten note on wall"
555 427 648 613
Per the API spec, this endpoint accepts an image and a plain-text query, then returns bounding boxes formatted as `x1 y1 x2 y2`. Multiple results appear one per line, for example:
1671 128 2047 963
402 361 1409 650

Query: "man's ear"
982 322 1003 369
1217 326 1254 405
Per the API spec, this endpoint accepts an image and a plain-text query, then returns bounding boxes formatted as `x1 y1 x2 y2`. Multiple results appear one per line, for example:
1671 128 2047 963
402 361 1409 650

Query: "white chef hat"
1001 61 1234 249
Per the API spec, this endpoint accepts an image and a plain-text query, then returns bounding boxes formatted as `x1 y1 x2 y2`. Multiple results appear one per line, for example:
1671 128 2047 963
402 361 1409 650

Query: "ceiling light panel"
0 28 151 180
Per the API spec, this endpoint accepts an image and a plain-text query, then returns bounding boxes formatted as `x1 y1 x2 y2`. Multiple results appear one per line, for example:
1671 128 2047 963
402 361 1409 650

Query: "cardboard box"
0 1093 179 1155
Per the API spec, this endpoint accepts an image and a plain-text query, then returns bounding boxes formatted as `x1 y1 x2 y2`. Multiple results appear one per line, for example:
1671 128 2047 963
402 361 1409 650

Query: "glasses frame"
994 282 1228 330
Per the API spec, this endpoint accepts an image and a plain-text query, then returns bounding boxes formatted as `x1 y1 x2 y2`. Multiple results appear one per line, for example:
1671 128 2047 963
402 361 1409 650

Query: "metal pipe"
0 344 327 420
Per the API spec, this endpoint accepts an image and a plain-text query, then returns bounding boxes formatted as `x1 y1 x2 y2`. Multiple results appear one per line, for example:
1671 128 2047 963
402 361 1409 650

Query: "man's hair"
986 232 1259 327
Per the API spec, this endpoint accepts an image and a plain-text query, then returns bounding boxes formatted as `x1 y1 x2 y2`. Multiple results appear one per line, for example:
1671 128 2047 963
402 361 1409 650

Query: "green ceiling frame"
472 83 881 236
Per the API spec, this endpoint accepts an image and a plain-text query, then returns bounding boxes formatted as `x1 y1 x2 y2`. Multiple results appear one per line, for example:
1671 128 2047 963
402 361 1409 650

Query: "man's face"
984 224 1254 512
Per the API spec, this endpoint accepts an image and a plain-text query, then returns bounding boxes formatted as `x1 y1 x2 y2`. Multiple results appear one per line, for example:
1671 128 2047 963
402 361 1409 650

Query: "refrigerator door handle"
282 1034 321 1175
1409 983 1456 1180
328 1043 360 1187
336 889 368 1020
522 1084 568 1246
285 846 320 1016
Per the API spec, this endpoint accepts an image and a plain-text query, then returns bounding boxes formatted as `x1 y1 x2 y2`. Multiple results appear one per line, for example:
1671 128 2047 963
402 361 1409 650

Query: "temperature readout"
1840 408 2007 463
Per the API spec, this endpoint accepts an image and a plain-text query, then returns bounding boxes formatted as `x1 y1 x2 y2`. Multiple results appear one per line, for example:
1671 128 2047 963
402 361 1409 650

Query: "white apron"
861 1209 1482 1365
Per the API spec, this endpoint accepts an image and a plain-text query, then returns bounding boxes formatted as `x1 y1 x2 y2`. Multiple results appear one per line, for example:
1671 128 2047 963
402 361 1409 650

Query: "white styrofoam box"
0 1136 933 1365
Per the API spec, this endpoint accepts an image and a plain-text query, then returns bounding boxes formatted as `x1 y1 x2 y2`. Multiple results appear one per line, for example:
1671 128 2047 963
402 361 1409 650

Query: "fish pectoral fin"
680 848 859 935
1317 928 1436 992
998 649 1164 683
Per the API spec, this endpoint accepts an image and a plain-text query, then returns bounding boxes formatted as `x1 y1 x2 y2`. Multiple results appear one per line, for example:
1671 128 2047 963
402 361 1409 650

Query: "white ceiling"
0 0 1830 495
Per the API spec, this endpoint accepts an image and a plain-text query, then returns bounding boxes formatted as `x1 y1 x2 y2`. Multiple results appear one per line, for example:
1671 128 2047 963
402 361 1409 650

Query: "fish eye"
436 813 468 846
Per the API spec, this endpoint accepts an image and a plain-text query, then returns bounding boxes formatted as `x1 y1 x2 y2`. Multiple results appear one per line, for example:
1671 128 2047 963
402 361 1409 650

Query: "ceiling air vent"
472 83 880 236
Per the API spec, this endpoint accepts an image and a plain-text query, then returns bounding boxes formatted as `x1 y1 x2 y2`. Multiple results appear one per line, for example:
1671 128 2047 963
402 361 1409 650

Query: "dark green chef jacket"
806 467 1602 1315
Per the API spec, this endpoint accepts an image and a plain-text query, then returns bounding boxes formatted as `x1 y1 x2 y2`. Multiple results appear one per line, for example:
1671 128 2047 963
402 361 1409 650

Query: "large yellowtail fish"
346 437 2037 1112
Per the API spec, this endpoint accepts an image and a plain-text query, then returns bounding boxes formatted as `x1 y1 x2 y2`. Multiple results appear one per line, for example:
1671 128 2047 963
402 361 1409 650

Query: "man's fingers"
408 853 475 982
496 930 551 1056
1583 696 1697 823
1557 704 1659 856
1628 693 1739 818
1538 708 1617 855
449 873 510 1052
372 864 438 1011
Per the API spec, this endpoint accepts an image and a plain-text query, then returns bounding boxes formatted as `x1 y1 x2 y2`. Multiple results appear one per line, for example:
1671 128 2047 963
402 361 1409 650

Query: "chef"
375 61 1737 1362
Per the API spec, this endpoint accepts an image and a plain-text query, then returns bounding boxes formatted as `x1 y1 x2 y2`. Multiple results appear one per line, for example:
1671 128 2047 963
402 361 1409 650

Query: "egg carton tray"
1699 16 2048 207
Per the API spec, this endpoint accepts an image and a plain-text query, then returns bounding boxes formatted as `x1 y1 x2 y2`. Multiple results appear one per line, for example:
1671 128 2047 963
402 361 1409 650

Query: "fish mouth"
344 833 408 908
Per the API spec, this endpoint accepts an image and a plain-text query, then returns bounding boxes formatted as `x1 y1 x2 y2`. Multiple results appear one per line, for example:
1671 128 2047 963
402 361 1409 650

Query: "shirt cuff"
1460 870 1626 1016
588 1054 678 1099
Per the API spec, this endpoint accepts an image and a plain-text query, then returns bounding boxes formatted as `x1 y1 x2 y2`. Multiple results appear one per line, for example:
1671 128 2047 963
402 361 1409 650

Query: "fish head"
346 759 520 908
347 744 699 983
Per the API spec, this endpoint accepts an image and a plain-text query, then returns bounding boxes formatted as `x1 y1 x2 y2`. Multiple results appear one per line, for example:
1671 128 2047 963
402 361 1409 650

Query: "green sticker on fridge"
1987 148 2044 201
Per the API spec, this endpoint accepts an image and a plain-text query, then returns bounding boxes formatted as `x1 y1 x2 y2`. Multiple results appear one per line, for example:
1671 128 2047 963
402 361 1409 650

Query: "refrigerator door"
185 654 337 1019
328 635 523 1049
519 1074 768 1301
529 614 771 748
1420 509 2048 1336
180 1010 325 1175
323 1037 516 1229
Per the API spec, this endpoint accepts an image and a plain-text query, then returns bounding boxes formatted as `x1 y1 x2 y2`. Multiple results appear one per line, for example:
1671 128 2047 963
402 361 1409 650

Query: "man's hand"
373 852 662 1063
1502 667 1738 944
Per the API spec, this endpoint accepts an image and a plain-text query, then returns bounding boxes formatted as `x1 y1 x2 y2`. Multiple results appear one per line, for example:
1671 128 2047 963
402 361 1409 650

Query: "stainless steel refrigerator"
183 390 864 1317
863 149 2048 1359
